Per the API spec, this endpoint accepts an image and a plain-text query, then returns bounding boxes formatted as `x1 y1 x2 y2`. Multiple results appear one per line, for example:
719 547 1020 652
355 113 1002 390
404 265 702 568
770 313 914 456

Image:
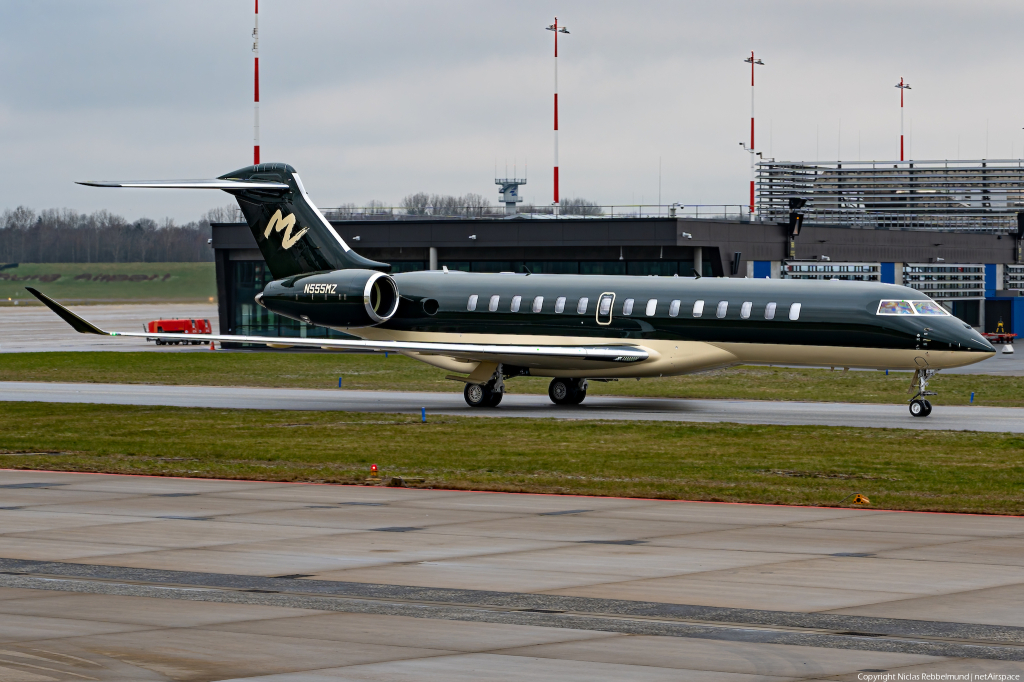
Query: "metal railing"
316 204 751 221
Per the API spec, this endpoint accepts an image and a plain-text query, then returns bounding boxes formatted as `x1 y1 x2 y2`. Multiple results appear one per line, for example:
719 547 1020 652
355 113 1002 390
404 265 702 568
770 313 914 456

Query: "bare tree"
401 192 431 216
0 206 215 263
560 197 603 215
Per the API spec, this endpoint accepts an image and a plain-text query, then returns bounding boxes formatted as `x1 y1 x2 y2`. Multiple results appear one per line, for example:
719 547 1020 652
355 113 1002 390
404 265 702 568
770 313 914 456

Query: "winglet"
24 288 109 335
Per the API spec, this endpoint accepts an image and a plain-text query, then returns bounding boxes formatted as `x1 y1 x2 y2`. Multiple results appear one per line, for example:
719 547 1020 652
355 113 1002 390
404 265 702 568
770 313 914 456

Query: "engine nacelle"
257 269 399 328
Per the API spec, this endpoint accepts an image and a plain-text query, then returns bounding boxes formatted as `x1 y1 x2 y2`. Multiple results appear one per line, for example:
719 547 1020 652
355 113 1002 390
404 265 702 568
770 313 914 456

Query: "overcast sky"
2 0 1022 221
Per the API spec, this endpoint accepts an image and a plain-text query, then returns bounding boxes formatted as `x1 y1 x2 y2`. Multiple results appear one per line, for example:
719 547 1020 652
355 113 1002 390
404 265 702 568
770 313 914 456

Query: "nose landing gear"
908 368 937 417
548 378 588 405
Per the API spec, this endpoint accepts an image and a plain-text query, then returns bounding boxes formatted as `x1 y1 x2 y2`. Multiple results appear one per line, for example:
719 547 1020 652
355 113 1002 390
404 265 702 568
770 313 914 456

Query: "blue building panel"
985 264 997 298
880 262 896 284
753 261 772 279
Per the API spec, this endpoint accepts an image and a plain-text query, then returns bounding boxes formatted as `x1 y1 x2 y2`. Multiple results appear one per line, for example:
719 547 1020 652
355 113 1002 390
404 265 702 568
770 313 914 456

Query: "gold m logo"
264 210 309 250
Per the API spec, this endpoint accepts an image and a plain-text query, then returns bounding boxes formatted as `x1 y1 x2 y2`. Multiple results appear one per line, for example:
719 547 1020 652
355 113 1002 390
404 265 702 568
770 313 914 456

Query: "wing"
25 288 649 365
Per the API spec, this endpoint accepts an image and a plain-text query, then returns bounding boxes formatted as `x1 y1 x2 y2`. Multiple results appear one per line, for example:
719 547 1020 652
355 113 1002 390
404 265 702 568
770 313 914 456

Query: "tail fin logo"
264 210 309 250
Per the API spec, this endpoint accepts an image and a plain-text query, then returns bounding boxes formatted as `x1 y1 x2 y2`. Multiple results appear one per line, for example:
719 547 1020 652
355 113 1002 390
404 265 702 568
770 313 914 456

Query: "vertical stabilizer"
219 164 389 279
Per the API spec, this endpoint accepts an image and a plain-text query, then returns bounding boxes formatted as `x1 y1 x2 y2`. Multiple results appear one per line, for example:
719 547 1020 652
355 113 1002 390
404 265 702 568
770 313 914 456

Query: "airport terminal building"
211 159 1024 342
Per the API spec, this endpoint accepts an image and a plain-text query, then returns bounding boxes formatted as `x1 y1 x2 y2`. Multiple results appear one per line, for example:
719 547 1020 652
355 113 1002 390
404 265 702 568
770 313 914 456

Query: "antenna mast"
546 18 569 213
253 1 260 165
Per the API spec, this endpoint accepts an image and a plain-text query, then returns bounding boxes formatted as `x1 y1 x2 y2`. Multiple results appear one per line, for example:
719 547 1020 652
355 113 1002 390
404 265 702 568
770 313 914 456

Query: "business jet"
27 163 995 417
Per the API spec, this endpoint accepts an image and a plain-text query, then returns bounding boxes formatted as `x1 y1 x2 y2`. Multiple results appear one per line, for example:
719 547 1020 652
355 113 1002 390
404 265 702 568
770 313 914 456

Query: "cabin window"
669 300 680 317
599 295 613 316
789 302 802 320
532 296 544 313
577 297 589 314
467 295 478 311
622 298 634 316
645 299 658 316
765 302 776 320
488 295 499 312
555 296 566 313
716 301 728 318
510 295 522 312
693 300 705 317
912 300 949 316
740 301 752 319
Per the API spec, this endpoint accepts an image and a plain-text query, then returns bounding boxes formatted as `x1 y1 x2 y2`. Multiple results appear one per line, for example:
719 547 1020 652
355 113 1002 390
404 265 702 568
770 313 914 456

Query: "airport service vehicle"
27 163 995 417
145 318 212 345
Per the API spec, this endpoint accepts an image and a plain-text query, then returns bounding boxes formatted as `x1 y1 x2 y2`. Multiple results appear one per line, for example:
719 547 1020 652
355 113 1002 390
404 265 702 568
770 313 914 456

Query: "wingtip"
23 287 108 335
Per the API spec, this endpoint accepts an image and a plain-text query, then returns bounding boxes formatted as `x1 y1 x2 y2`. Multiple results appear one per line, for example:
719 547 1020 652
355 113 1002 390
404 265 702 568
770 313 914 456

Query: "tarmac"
0 303 219 353
4 381 1024 433
0 469 1022 680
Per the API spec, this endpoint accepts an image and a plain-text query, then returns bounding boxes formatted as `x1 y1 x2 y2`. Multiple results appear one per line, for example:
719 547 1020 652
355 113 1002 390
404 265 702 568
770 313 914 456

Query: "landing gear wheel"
548 378 574 405
486 390 503 407
464 383 490 408
909 399 929 417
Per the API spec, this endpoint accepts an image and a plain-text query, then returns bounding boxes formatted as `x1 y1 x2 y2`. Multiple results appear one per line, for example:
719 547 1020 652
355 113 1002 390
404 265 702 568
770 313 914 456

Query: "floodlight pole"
253 0 260 165
547 18 569 214
895 77 911 162
744 52 764 215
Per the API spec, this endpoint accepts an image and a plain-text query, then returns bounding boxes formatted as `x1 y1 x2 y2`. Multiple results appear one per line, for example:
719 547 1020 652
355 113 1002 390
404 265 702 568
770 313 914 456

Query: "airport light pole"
547 18 569 214
253 0 260 165
743 52 764 215
895 77 911 162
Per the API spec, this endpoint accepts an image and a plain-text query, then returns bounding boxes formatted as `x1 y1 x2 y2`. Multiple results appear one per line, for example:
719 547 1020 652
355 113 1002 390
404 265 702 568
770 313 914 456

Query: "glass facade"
903 264 985 299
784 263 880 281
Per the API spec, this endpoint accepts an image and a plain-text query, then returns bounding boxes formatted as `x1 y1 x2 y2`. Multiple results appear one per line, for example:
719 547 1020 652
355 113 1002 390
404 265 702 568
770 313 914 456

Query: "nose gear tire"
909 399 932 417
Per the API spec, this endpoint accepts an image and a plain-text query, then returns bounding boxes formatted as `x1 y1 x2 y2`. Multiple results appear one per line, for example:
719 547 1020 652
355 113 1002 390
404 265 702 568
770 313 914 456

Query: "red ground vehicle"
144 319 212 345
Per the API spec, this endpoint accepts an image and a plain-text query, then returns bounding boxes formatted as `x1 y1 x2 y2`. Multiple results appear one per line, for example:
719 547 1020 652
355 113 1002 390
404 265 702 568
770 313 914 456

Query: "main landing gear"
548 378 588 406
463 366 505 408
463 382 503 408
908 368 936 417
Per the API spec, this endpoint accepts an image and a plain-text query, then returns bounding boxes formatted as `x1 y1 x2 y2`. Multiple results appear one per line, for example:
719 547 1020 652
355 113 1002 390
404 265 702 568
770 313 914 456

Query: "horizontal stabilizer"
26 288 650 364
76 179 288 190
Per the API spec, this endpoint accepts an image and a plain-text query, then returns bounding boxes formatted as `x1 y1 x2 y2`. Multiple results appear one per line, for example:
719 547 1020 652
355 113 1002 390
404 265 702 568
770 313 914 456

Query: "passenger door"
596 292 615 326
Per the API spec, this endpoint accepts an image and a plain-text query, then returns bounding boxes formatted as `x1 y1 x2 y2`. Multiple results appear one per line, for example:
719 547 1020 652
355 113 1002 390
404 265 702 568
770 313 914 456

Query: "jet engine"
257 269 400 328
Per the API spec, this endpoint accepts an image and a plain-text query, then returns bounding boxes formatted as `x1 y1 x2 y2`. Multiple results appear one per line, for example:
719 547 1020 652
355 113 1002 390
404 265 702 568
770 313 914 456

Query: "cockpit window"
877 300 915 315
912 300 949 316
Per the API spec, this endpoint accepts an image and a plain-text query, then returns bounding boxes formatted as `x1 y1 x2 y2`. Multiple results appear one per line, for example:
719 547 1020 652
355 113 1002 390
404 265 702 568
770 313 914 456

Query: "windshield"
877 300 915 315
912 300 949 316
877 299 949 316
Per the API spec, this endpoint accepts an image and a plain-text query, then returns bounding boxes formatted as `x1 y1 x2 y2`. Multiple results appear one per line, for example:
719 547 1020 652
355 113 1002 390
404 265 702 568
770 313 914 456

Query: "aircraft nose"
957 324 995 352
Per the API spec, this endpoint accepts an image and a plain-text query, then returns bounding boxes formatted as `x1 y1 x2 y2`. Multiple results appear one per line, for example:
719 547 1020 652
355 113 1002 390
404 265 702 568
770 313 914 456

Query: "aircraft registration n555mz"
28 163 995 417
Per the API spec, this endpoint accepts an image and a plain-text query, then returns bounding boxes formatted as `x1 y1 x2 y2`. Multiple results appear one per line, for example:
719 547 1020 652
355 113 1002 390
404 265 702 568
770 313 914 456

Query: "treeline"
0 205 236 263
322 194 602 218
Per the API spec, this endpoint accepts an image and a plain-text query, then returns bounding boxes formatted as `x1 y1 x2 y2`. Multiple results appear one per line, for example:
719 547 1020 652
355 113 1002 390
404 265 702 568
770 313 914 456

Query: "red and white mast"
546 19 569 211
743 52 763 215
895 77 911 161
253 0 260 165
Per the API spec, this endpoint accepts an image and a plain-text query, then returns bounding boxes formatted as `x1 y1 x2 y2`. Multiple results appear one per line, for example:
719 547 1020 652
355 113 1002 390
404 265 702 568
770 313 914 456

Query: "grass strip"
1 402 1022 515
1 263 215 304
1 351 1020 407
